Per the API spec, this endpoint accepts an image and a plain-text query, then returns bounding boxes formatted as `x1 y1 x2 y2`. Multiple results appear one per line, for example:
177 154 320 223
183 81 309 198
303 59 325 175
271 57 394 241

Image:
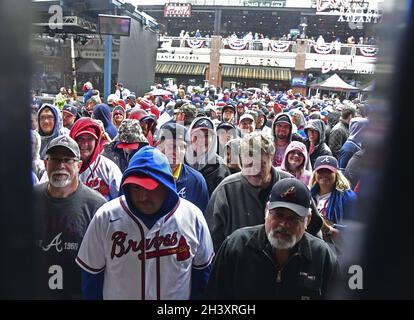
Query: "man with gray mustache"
206 178 339 300
33 135 106 299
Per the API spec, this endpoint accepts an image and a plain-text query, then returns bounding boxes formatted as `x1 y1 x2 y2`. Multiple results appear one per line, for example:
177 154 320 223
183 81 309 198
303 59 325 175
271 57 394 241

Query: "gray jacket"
205 167 292 252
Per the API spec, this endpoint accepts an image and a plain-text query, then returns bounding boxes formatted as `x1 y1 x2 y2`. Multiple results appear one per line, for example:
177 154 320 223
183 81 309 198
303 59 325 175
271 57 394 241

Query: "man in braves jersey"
69 117 122 200
33 135 106 299
76 146 214 300
156 122 209 214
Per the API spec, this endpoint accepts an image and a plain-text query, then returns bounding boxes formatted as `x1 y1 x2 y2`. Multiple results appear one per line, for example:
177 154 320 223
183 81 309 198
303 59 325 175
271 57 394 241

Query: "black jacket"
206 225 340 300
199 155 231 196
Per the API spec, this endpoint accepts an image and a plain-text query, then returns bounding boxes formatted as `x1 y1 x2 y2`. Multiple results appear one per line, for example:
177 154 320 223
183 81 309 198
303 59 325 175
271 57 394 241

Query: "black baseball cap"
268 178 311 218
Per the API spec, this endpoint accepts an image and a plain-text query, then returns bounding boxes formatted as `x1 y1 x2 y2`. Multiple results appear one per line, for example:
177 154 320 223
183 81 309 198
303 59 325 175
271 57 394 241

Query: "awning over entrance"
155 63 207 76
221 65 291 81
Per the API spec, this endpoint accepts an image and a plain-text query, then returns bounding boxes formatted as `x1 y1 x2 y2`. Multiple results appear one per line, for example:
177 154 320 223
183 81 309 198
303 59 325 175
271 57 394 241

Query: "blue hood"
93 103 117 139
122 146 178 226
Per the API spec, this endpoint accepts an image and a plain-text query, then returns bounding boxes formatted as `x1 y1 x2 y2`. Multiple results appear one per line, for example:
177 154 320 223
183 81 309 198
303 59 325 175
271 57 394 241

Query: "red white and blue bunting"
359 46 378 57
186 38 204 49
269 41 291 52
228 39 247 50
313 43 334 54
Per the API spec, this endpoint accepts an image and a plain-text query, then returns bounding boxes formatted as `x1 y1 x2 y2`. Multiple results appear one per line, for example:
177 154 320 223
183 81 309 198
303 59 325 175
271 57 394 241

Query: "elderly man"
205 131 292 252
206 178 339 300
33 135 106 299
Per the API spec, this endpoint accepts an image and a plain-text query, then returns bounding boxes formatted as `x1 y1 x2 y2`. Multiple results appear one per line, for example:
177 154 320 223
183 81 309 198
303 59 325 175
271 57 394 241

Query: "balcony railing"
159 36 379 58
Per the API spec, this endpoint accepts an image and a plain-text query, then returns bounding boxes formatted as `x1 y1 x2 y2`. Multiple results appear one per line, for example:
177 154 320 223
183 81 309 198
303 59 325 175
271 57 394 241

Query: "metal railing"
159 36 379 58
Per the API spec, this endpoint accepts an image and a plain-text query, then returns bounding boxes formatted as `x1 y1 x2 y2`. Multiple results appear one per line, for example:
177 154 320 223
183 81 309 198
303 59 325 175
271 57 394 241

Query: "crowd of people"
30 79 369 299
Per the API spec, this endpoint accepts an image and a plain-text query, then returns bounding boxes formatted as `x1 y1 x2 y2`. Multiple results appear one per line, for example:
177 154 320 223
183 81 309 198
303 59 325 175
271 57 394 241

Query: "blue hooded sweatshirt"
121 146 179 229
93 103 118 139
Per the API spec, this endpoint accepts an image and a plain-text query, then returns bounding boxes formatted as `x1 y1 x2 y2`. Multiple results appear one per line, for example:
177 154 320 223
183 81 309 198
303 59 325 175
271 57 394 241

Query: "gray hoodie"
304 119 332 168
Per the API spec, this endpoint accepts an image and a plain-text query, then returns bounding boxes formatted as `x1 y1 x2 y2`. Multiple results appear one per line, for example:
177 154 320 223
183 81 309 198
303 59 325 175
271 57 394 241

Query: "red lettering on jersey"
110 231 190 261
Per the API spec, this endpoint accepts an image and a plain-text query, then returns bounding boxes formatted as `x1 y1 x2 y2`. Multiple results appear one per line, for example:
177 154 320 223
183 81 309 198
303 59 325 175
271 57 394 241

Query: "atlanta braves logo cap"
192 118 214 131
268 178 311 218
46 135 80 159
314 155 338 173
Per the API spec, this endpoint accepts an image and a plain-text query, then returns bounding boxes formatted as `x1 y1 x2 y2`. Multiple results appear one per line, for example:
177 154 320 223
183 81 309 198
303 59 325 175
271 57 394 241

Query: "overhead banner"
164 3 192 18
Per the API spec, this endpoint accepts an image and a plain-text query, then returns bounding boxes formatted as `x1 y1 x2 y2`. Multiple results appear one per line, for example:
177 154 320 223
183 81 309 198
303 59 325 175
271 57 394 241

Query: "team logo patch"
281 186 296 198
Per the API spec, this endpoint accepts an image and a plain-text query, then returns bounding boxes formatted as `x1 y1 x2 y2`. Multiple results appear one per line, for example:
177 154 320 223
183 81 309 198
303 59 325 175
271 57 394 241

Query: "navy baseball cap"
268 178 311 218
192 118 214 131
62 104 78 117
222 104 236 113
314 155 338 173
158 123 187 141
217 121 236 131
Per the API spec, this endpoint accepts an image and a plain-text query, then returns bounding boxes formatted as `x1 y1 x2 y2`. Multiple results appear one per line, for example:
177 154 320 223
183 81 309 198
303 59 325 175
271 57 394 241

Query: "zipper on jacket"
263 249 299 284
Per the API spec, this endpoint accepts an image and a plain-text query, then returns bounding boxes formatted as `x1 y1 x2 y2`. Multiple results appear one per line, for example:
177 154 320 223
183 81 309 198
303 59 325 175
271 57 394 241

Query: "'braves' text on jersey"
76 196 214 300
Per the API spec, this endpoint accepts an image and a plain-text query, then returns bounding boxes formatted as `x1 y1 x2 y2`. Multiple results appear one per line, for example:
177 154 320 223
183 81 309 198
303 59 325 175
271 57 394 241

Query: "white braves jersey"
79 155 122 201
76 196 214 300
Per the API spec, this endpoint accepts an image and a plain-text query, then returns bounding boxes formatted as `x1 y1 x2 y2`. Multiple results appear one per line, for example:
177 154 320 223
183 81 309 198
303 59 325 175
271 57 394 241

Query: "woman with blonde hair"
309 155 357 252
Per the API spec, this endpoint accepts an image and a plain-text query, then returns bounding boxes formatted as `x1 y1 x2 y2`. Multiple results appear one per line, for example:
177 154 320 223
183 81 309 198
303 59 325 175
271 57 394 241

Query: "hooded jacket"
328 119 350 159
338 117 369 170
70 118 122 200
122 146 179 225
185 117 231 196
271 113 305 167
129 107 156 146
111 105 126 129
37 103 69 159
76 146 214 299
93 103 118 139
278 141 312 186
304 119 333 169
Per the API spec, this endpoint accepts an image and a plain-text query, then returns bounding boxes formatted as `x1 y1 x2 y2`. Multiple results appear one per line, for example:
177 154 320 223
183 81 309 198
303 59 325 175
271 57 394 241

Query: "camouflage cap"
179 103 197 118
87 95 101 105
116 119 148 149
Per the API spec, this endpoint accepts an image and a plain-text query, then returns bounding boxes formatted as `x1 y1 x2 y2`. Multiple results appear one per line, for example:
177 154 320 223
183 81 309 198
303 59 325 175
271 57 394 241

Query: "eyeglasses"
39 115 54 122
269 210 305 226
47 157 79 165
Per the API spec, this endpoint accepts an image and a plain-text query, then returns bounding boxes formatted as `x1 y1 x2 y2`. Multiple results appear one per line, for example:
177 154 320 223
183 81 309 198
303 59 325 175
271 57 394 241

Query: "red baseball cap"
74 130 98 140
116 142 139 150
122 174 159 190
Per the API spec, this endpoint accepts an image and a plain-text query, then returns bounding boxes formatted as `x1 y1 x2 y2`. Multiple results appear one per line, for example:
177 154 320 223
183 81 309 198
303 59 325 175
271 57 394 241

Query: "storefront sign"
244 0 286 7
321 59 375 74
157 53 210 63
164 3 192 18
